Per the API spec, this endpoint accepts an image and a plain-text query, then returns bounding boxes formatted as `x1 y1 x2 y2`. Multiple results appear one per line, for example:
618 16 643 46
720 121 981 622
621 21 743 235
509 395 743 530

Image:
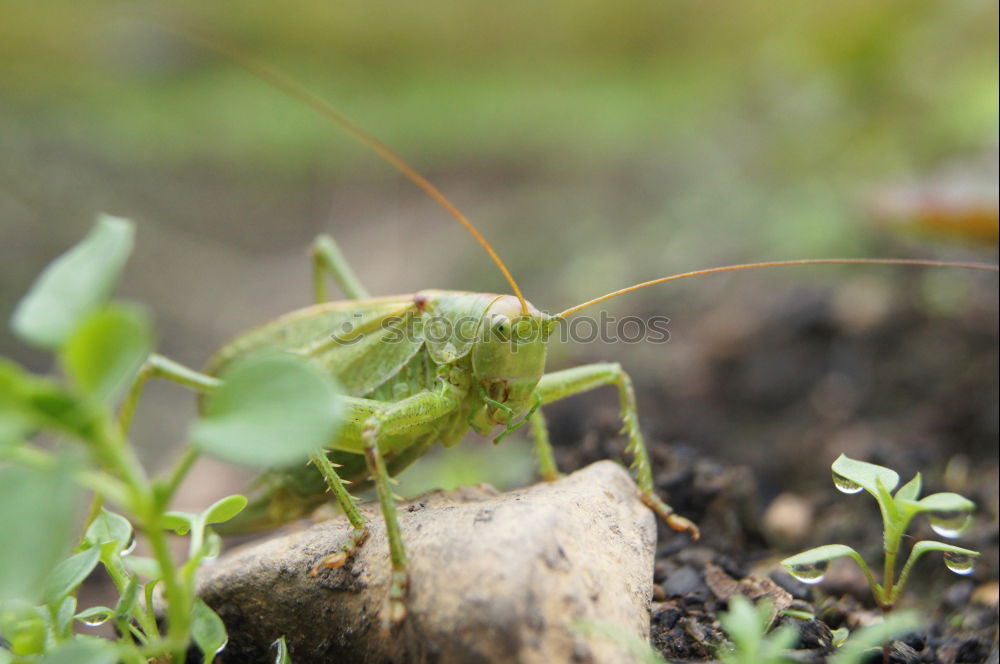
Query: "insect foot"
641 492 701 540
196 461 658 663
309 524 370 574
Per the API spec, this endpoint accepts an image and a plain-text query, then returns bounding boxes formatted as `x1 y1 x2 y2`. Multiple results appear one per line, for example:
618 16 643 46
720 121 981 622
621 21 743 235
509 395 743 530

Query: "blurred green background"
2 1 997 506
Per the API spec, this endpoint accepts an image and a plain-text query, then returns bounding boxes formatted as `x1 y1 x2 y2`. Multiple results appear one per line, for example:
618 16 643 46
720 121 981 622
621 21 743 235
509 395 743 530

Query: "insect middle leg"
308 452 369 570
528 408 560 481
326 388 461 624
310 232 370 302
533 362 700 539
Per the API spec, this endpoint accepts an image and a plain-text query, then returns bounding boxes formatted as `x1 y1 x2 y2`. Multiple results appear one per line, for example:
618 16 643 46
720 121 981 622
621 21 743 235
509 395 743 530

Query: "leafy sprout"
782 454 980 611
1 217 333 662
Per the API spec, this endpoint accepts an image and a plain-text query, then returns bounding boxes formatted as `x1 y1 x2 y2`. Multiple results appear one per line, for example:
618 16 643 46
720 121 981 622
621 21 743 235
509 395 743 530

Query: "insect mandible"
119 27 999 625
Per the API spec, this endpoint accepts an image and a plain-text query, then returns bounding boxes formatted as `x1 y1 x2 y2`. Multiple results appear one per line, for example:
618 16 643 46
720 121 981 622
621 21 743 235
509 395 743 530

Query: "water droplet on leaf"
928 510 972 538
786 560 829 584
942 551 977 575
832 471 863 494
79 611 113 627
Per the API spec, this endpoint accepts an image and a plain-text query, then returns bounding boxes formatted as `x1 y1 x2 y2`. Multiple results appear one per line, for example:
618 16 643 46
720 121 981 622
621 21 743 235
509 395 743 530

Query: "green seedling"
717 597 920 664
2 216 321 663
782 454 981 612
717 596 798 664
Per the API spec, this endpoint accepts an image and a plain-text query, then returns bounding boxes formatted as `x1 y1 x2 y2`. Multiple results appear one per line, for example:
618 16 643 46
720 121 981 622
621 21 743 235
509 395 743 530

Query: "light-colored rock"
198 460 658 663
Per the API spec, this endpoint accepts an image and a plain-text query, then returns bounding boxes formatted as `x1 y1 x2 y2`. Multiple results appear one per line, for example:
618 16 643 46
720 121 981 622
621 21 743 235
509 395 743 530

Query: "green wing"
205 295 423 397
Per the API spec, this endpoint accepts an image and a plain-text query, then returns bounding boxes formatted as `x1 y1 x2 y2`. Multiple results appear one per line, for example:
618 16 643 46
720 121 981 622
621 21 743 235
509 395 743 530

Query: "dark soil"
544 274 999 664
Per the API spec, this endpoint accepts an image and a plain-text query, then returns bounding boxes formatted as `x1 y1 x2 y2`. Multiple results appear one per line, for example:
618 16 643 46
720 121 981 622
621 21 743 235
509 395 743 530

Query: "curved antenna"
166 23 530 315
554 258 999 320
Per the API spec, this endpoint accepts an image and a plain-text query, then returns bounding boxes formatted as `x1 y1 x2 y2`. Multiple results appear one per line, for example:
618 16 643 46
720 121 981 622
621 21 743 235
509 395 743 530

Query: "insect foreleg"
310 233 371 303
534 363 700 539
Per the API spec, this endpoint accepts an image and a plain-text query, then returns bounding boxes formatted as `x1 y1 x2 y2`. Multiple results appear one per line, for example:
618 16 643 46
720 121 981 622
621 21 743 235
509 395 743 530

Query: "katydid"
120 28 999 625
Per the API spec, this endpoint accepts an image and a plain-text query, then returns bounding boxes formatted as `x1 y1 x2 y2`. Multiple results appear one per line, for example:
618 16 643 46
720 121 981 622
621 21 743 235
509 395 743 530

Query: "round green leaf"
0 461 80 602
190 353 344 468
161 512 194 535
11 215 135 349
831 454 899 495
191 599 228 661
911 492 975 513
203 494 248 526
60 304 152 404
84 509 133 554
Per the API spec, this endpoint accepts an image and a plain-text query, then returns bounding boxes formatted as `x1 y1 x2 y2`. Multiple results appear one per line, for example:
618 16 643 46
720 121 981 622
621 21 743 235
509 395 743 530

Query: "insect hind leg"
310 233 371 302
119 353 221 433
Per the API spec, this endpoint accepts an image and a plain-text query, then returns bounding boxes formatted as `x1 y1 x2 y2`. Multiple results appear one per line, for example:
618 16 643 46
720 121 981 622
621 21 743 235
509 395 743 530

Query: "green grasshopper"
120 30 999 624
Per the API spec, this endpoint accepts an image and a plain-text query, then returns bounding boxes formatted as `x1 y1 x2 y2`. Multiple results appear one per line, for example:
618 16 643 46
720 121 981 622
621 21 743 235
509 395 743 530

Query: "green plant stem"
104 555 159 645
88 417 191 662
145 514 190 662
157 447 201 507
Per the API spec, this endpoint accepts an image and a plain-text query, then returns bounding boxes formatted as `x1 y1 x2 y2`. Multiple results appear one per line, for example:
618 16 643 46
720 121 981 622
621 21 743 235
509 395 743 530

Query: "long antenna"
167 23 530 315
554 258 999 319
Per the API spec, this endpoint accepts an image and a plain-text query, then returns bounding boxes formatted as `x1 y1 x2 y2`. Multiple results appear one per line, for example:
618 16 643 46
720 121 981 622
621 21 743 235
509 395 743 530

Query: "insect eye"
492 316 510 340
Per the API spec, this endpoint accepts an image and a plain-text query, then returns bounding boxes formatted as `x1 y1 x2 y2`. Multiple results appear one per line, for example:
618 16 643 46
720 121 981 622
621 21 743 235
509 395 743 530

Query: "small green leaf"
11 215 135 349
202 531 223 560
719 595 766 656
203 494 248 525
113 575 140 622
41 637 118 664
123 556 161 580
0 461 80 602
908 541 979 574
831 454 899 496
190 353 344 468
874 476 898 522
830 627 849 647
271 636 293 664
43 547 101 605
781 544 862 585
894 473 922 502
829 611 921 664
54 596 77 639
909 492 975 513
161 512 194 535
84 509 133 554
60 304 152 403
0 360 102 442
191 599 228 662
